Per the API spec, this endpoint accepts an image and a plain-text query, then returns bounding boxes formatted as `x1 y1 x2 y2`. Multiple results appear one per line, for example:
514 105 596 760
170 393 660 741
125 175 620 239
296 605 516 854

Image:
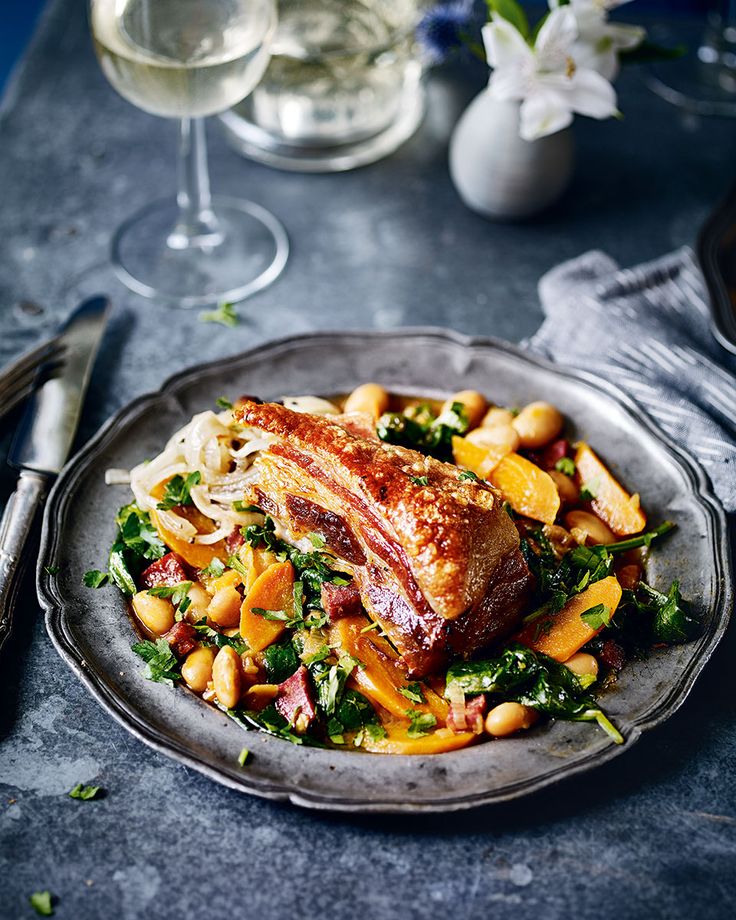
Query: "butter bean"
132 591 175 636
481 407 515 429
442 390 488 430
550 469 579 504
466 424 520 455
512 401 564 448
344 383 389 420
181 646 216 693
564 652 599 680
207 586 242 628
485 702 538 737
212 646 242 709
565 510 615 545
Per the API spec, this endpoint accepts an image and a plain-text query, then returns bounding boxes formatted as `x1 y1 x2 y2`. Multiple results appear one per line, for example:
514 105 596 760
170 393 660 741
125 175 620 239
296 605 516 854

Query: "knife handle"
0 471 48 652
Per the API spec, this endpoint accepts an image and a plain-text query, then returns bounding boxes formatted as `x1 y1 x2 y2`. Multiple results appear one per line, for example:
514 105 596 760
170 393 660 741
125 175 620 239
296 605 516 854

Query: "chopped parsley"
458 470 480 482
200 557 226 578
29 891 54 916
199 301 239 327
237 747 251 766
409 475 429 486
108 503 166 596
44 565 59 576
68 783 102 800
216 397 234 410
308 532 326 549
232 500 261 513
148 581 192 616
157 471 201 511
579 476 601 502
406 709 437 738
192 618 247 654
131 638 180 685
82 570 108 589
555 457 576 477
376 401 468 461
580 603 614 630
398 682 426 704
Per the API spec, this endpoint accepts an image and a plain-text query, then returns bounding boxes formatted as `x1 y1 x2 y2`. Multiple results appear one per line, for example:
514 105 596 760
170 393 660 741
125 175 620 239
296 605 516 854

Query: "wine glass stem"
167 117 224 251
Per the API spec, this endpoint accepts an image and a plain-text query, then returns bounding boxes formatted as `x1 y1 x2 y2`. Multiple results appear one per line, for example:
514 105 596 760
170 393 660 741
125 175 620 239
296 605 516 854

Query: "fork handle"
0 471 48 653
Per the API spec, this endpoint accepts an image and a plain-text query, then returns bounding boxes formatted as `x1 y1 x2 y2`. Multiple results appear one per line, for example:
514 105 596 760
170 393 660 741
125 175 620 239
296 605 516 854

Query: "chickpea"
184 583 211 621
343 383 389 420
550 469 579 505
564 652 599 680
481 406 515 429
212 645 242 709
512 401 564 448
181 646 216 693
207 586 242 628
485 702 538 737
565 510 615 545
132 591 175 636
442 390 488 430
466 424 520 455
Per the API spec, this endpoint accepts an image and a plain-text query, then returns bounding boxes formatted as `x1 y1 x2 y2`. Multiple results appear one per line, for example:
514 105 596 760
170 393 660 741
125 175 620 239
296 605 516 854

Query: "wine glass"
90 0 288 308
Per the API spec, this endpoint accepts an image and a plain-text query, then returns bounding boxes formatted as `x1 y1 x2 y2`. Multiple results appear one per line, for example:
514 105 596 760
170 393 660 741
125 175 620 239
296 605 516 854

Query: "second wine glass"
91 0 288 308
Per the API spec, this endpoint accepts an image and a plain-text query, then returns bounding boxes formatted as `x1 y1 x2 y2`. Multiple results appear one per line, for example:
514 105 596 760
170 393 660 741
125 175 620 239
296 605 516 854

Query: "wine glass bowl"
90 0 288 308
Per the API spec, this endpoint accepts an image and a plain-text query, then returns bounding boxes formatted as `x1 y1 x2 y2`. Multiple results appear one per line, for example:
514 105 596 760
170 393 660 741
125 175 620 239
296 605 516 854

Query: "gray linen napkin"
527 246 736 514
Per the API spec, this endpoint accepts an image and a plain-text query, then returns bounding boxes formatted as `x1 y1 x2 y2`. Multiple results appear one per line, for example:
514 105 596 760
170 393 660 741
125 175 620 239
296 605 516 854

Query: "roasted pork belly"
235 400 533 676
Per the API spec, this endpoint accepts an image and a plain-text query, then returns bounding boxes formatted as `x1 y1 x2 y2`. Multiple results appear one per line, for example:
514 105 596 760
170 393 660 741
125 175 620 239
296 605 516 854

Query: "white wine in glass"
90 0 288 307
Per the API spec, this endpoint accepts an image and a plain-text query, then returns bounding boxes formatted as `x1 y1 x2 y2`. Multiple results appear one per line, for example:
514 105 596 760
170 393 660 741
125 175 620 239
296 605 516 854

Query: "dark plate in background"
698 181 736 354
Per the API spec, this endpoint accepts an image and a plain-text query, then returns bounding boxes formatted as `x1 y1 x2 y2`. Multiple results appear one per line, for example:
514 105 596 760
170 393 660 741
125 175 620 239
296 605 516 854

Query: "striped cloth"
528 246 736 513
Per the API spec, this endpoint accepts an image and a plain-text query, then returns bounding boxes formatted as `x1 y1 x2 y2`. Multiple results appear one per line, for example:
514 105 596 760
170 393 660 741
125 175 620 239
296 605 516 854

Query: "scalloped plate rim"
36 327 733 813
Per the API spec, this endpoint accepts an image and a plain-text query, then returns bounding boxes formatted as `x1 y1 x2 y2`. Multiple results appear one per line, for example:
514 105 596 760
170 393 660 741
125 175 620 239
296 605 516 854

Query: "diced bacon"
599 639 626 672
447 694 487 734
274 665 317 729
140 552 187 588
163 621 197 657
225 527 245 555
320 581 362 621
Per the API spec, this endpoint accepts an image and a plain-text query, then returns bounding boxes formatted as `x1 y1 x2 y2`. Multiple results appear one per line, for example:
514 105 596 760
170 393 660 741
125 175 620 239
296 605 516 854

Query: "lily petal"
488 66 530 101
482 19 533 72
535 7 578 69
568 67 618 119
519 87 573 141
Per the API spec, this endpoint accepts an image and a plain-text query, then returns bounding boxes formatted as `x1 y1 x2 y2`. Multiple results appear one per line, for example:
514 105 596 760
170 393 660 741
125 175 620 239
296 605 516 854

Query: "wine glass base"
218 83 425 173
648 63 736 117
111 195 289 308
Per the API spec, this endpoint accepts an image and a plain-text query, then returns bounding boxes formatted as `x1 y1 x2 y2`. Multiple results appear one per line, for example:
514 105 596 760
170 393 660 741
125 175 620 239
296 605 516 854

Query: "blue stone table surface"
1 1 735 918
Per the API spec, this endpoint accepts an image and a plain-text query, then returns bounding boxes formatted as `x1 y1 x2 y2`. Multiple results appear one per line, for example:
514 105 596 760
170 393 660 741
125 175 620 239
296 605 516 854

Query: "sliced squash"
150 508 225 570
239 560 295 653
489 453 560 524
514 576 623 662
452 435 508 478
361 726 477 755
575 443 646 536
328 616 448 723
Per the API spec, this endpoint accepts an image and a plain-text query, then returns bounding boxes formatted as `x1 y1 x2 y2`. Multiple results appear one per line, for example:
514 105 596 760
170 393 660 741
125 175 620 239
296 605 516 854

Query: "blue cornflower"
416 1 477 65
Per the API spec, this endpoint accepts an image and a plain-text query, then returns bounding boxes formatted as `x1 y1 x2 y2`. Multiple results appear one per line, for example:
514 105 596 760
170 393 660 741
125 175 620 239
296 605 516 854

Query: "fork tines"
0 337 66 425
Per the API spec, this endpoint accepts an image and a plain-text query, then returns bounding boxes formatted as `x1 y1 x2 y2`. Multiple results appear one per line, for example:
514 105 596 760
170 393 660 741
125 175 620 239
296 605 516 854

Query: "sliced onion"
155 509 197 541
446 682 467 731
193 525 231 545
282 396 340 415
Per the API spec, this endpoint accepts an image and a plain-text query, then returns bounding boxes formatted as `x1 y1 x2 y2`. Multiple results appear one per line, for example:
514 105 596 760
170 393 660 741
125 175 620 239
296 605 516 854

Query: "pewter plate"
37 330 733 813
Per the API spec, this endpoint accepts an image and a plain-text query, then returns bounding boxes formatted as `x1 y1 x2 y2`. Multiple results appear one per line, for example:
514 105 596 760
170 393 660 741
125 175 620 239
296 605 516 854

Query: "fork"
0 337 66 426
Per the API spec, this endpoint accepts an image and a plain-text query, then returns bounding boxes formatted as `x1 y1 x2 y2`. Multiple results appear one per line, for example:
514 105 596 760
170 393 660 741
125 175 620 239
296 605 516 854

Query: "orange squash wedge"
239 560 295 653
515 576 623 662
489 453 560 524
150 508 225 570
452 435 508 478
574 443 646 536
328 616 448 724
361 726 477 755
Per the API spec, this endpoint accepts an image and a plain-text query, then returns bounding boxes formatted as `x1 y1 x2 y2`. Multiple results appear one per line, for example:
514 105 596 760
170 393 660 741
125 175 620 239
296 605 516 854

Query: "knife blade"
0 296 110 651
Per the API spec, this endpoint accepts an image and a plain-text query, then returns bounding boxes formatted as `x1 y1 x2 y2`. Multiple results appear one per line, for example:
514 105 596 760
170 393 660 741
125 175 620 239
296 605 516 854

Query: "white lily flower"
483 7 618 142
562 0 646 81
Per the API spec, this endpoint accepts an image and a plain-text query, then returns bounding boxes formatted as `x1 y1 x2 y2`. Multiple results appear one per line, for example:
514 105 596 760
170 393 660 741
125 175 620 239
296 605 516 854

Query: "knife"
0 296 110 651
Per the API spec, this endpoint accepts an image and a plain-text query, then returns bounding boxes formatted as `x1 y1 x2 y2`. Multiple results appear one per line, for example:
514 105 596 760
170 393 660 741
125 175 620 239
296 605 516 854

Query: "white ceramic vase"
449 90 574 221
